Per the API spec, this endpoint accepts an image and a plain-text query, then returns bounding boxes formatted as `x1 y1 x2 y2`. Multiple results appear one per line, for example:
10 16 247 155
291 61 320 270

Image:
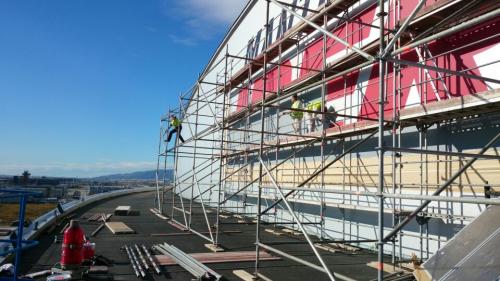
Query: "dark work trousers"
167 125 185 143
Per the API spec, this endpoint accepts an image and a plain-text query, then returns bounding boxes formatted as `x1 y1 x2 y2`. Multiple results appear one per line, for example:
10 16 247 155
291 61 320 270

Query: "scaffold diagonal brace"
259 157 337 281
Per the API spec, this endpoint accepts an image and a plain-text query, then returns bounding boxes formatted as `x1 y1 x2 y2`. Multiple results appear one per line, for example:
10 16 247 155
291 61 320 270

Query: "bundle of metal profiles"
153 243 221 281
154 250 280 265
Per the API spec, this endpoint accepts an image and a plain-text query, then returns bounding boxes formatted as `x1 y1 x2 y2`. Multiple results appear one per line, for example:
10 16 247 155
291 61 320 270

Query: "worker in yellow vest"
290 94 303 135
306 100 322 132
167 115 185 143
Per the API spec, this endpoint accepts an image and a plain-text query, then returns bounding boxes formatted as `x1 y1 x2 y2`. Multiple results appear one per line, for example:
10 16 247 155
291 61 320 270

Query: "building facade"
157 0 500 278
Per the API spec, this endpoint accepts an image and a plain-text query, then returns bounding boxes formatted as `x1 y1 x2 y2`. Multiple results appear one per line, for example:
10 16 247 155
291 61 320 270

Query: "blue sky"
0 0 247 177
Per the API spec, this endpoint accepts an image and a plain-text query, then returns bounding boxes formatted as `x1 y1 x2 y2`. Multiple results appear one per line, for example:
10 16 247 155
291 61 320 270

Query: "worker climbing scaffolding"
166 115 185 143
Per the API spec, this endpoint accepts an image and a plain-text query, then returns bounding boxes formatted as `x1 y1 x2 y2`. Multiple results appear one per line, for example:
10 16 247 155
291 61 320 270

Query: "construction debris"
233 270 273 281
330 242 360 252
204 243 224 253
46 273 72 281
23 269 52 279
105 222 134 234
90 213 112 236
87 213 112 222
24 268 72 281
314 243 337 253
233 270 255 281
114 206 131 216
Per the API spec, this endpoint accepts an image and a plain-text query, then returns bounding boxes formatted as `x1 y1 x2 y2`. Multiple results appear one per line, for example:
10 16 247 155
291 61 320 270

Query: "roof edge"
200 0 258 78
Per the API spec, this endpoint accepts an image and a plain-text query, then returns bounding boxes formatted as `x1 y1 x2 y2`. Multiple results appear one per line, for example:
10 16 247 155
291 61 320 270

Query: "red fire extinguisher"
61 220 85 269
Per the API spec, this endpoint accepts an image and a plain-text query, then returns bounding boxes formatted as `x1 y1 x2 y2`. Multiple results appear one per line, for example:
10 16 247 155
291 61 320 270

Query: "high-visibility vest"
170 118 181 127
306 100 322 112
290 100 303 119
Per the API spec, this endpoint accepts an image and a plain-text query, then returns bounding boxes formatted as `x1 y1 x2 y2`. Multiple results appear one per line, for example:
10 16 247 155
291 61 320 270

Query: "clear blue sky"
0 0 246 177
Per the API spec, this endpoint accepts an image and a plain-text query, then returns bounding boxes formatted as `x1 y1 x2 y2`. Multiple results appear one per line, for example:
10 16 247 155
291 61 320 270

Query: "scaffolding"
156 0 500 280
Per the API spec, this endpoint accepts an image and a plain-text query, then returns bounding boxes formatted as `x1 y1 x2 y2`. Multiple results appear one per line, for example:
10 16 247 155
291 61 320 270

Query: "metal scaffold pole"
174 97 189 227
377 0 386 280
155 118 164 214
319 7 328 241
188 80 201 228
254 0 270 276
215 47 230 247
163 109 173 214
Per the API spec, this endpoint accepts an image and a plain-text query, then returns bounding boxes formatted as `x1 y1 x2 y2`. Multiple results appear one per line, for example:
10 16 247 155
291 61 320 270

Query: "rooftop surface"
19 191 391 281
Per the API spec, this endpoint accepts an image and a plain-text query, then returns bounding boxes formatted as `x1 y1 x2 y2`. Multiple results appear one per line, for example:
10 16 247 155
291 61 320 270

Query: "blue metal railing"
0 190 41 281
0 187 155 280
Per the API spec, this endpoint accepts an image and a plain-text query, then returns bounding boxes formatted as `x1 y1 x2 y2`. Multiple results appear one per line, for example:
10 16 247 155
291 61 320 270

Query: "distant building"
21 170 31 185
89 185 127 195
0 185 68 203
36 177 60 186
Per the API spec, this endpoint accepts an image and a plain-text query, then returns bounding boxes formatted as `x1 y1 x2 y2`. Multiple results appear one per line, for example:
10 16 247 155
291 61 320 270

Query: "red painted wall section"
346 3 379 46
357 18 500 121
300 38 323 77
279 59 294 88
230 1 500 127
398 0 446 21
236 88 249 112
325 69 363 126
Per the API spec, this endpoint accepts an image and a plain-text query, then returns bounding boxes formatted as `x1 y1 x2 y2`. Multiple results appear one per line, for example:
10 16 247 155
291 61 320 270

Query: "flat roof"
19 191 389 280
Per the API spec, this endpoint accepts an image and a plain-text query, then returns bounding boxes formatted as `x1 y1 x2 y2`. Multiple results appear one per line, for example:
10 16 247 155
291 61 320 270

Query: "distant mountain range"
92 169 173 181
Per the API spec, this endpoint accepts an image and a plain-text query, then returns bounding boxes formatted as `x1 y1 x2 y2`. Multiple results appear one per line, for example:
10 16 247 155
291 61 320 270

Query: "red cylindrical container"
82 241 95 262
61 220 85 269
